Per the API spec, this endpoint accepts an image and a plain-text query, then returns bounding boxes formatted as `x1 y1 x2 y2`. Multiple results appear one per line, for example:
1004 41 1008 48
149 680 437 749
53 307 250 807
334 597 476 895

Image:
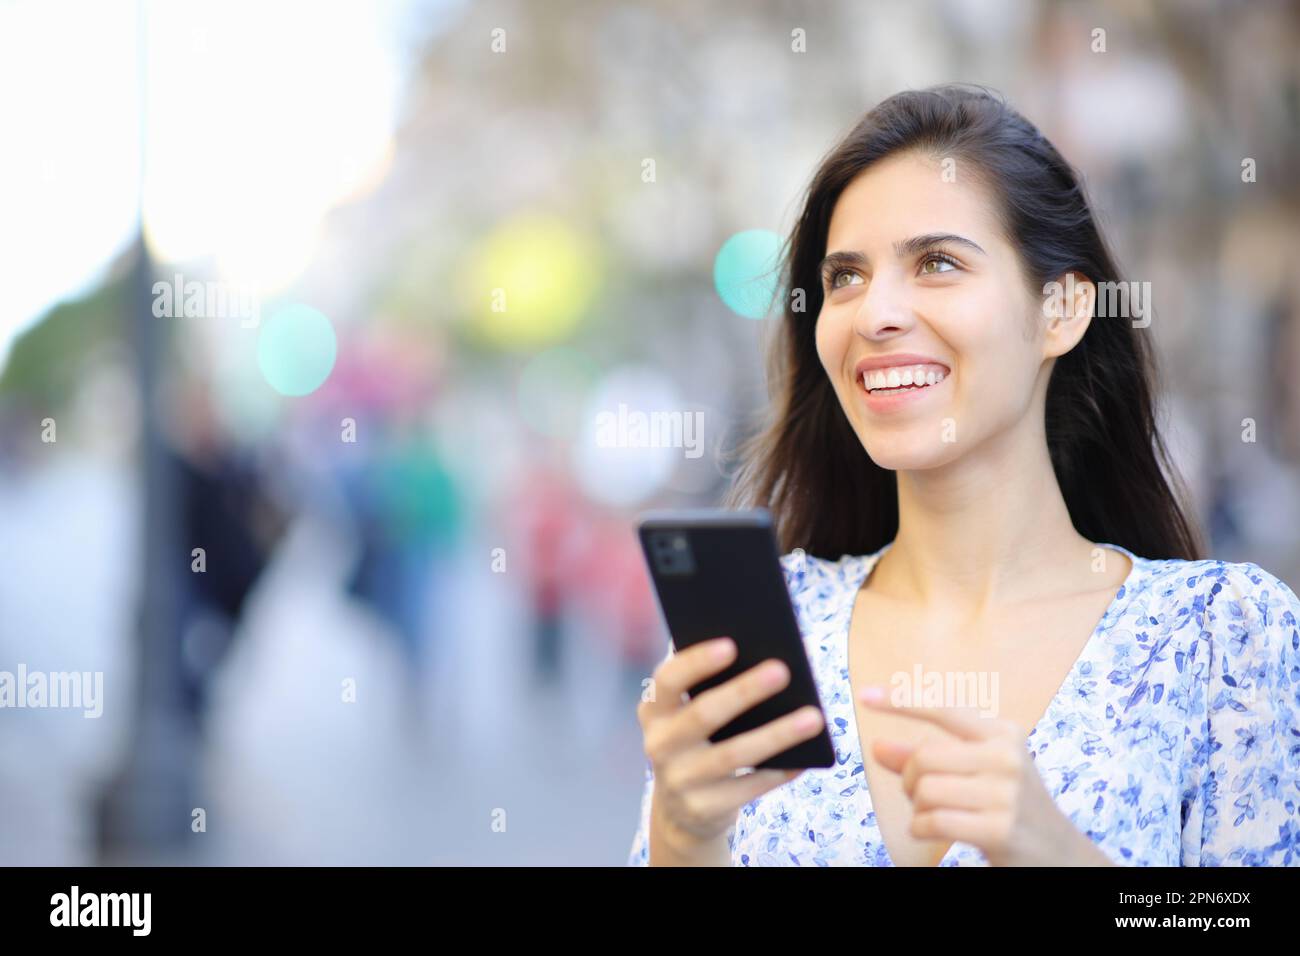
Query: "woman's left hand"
857 684 1114 866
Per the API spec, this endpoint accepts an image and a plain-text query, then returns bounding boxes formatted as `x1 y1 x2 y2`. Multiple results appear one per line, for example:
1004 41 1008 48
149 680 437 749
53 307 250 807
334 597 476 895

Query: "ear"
1040 271 1095 358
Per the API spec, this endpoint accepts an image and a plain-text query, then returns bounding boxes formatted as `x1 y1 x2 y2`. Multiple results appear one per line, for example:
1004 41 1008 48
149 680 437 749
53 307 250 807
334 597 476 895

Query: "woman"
627 84 1300 866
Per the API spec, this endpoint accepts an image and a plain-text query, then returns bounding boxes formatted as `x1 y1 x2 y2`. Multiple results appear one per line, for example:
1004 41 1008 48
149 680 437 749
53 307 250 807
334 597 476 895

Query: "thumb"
871 738 916 774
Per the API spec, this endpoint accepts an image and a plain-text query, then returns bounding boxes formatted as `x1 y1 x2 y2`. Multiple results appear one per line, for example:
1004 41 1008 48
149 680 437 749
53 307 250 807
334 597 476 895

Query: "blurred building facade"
1 0 1298 865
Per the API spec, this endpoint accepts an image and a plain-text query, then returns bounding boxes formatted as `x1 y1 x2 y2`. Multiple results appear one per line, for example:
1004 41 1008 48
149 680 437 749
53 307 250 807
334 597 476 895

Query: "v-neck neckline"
832 540 1146 867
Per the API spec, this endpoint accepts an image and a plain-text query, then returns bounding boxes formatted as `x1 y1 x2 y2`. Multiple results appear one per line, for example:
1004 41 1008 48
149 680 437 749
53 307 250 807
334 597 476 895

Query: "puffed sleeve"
1181 562 1300 865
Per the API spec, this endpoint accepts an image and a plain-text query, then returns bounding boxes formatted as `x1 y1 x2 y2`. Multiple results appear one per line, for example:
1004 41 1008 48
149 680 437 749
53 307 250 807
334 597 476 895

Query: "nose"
852 271 916 340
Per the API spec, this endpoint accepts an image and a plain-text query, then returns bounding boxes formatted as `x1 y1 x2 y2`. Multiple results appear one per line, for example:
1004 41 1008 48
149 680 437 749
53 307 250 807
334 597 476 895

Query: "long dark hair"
725 84 1204 562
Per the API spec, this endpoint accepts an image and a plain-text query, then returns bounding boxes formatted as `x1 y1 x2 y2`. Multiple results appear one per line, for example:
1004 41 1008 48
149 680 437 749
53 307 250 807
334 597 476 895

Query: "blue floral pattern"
627 541 1300 865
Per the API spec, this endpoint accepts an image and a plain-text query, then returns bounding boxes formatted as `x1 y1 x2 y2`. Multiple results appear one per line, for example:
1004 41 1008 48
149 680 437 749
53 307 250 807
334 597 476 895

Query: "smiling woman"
628 84 1300 868
729 83 1198 563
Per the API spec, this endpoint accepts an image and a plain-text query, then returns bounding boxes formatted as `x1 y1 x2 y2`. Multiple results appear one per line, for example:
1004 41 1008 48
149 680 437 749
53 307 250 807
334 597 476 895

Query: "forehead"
824 151 1002 252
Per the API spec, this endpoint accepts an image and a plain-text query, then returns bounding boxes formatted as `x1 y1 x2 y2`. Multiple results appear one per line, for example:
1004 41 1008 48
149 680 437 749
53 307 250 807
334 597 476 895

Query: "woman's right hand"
636 636 826 865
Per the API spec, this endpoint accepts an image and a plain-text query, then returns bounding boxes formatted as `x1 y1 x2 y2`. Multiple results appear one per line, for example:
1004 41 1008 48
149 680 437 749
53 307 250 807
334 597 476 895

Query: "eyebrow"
818 233 987 277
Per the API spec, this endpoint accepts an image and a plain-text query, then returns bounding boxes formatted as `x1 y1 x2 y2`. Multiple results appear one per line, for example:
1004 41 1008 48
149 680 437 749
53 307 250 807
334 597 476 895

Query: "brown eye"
920 255 957 275
830 269 862 289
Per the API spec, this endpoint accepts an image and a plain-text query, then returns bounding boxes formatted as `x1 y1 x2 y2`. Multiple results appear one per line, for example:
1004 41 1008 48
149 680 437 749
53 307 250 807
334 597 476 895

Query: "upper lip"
854 353 951 378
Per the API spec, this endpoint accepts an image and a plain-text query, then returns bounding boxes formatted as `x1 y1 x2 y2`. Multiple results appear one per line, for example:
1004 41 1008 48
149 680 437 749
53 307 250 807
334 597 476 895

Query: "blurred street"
1 0 1298 866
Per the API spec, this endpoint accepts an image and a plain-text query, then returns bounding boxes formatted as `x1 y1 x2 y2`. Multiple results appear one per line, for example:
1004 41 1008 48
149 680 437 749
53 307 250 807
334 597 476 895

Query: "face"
814 150 1091 471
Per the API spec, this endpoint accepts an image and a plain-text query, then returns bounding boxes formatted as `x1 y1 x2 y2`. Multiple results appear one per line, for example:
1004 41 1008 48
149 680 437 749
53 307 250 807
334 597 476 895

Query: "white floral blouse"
627 541 1300 866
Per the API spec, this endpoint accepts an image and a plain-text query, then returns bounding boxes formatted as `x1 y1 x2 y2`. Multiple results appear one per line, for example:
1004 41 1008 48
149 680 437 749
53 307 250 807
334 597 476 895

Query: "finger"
910 808 1006 848
640 637 737 720
904 739 1019 799
872 738 1003 782
676 705 824 784
871 738 917 774
697 768 805 818
857 684 1000 741
908 773 1009 813
666 657 792 747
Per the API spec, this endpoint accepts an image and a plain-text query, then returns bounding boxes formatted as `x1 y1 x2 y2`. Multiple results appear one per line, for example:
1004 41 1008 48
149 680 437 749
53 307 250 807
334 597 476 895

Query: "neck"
877 415 1094 617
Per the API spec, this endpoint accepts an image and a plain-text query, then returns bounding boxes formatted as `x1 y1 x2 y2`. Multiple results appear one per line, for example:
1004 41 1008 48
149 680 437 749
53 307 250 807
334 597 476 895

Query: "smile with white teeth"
862 363 949 393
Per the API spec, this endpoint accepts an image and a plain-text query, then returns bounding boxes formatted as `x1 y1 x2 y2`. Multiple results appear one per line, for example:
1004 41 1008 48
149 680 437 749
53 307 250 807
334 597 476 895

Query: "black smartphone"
636 507 835 769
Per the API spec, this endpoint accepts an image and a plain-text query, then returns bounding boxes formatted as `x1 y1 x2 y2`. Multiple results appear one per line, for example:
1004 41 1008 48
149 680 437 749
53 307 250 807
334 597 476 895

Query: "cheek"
813 308 843 376
946 312 1040 419
941 283 1031 367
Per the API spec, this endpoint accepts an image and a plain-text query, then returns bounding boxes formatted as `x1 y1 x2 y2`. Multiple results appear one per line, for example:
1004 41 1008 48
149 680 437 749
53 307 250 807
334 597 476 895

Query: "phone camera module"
650 531 695 575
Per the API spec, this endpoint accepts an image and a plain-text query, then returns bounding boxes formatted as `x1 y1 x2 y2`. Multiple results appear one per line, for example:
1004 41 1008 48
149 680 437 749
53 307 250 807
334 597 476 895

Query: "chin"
858 430 957 472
